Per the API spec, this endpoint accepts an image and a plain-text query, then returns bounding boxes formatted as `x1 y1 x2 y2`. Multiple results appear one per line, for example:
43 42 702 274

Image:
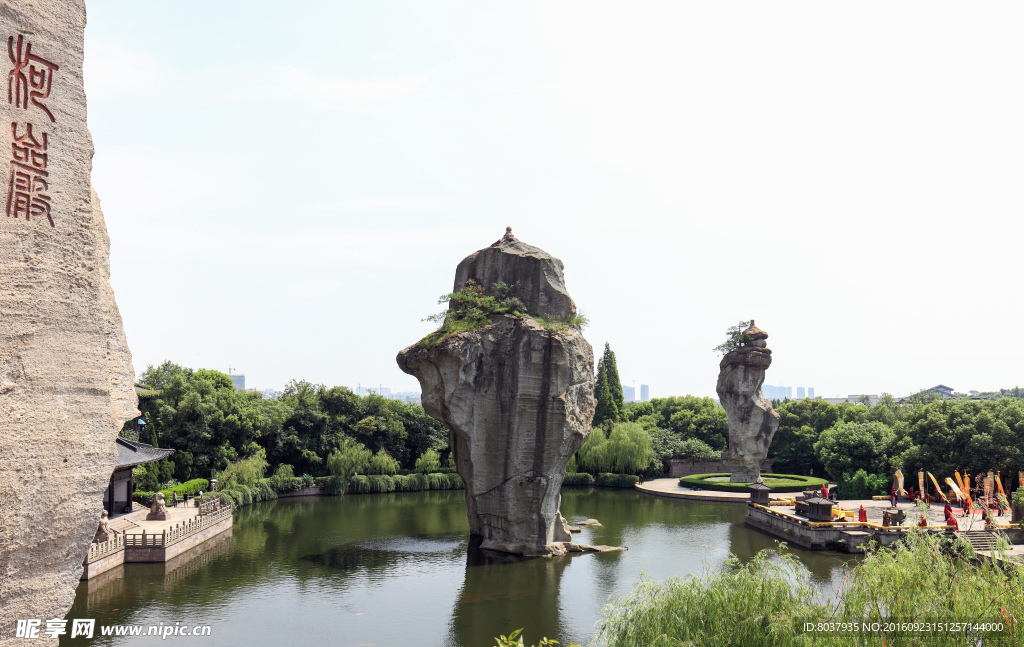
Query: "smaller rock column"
716 321 780 483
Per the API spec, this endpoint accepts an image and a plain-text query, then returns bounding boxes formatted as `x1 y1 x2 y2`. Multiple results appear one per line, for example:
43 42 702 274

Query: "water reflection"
63 489 860 647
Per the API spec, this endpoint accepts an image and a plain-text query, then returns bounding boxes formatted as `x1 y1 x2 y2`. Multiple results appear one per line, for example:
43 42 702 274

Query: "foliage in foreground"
594 531 1024 647
493 628 580 647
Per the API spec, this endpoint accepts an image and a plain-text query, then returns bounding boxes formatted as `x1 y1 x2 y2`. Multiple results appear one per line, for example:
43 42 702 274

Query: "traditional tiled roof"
115 437 175 470
747 482 771 491
804 496 832 506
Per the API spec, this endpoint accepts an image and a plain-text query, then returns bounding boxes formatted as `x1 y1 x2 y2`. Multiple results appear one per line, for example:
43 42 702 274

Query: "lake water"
64 488 857 646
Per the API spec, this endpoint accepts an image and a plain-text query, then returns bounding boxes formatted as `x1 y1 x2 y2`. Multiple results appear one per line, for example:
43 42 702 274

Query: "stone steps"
960 530 999 551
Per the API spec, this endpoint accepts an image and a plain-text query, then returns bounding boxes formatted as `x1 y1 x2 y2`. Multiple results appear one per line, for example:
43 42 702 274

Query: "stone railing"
197 499 222 516
85 533 125 564
123 503 232 549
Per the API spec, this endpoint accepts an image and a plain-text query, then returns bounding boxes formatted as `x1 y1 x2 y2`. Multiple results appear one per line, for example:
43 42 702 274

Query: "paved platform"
108 502 204 536
636 477 796 503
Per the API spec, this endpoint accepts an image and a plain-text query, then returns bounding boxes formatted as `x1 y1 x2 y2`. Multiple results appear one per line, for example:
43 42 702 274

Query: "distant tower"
622 384 635 402
797 387 805 399
230 374 245 390
640 384 650 402
808 387 815 399
785 386 792 399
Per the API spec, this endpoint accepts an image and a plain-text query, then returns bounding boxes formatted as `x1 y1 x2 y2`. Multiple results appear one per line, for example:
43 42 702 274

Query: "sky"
84 1 1024 400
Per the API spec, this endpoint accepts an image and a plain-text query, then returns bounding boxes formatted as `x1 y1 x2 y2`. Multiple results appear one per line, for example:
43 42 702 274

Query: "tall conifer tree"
593 354 619 426
603 342 625 415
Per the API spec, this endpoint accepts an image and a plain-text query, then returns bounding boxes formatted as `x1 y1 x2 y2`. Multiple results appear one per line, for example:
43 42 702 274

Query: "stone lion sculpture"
146 492 169 520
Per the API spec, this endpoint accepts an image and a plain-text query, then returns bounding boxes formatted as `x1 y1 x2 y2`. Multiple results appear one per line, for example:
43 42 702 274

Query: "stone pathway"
107 502 204 535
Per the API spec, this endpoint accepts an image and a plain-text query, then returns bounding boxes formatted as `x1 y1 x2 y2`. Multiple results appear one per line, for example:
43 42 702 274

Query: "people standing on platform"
890 482 899 508
858 505 867 523
821 483 829 500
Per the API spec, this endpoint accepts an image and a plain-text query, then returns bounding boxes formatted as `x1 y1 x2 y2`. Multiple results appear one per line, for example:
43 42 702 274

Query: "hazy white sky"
85 1 1024 399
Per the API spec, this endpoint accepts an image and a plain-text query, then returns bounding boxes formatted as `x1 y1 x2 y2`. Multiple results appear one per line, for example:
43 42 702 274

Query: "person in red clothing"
945 512 958 530
943 501 953 520
890 482 899 508
918 514 928 528
858 505 867 523
821 483 828 499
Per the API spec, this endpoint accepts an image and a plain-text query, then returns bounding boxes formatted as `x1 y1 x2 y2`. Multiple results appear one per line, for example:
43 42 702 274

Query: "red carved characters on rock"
7 122 51 227
7 34 58 122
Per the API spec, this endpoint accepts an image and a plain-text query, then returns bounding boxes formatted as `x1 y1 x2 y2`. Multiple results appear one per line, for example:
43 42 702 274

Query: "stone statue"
397 229 596 555
93 511 111 543
146 492 169 521
716 320 780 483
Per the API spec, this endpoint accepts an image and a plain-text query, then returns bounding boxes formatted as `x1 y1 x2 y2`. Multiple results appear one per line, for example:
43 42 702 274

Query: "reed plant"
594 531 1024 647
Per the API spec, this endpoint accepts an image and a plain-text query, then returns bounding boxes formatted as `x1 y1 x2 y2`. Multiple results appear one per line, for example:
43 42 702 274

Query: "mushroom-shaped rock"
397 231 595 555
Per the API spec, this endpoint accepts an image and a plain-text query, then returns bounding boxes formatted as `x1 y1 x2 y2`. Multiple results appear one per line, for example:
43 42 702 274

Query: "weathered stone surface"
451 227 577 321
716 321 780 483
398 232 595 555
0 3 137 642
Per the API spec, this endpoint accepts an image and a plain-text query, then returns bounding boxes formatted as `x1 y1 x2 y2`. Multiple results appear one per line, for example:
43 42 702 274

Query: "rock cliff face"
397 230 595 555
716 322 779 483
0 3 138 643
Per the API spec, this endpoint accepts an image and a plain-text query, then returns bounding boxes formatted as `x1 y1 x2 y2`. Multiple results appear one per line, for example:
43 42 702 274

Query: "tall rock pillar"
716 321 779 483
397 229 595 556
0 2 138 642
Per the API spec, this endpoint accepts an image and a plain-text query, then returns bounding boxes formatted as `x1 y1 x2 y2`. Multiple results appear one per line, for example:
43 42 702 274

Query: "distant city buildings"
640 384 649 402
763 384 814 401
623 385 635 402
230 374 245 390
822 394 881 406
353 385 419 404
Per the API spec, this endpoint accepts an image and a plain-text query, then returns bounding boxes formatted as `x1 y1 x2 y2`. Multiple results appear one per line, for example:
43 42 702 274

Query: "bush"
368 449 400 476
154 478 210 505
215 449 269 488
326 438 372 479
270 464 298 492
415 448 442 474
595 473 639 488
562 473 595 487
677 473 827 493
347 475 396 494
837 469 889 499
132 490 155 507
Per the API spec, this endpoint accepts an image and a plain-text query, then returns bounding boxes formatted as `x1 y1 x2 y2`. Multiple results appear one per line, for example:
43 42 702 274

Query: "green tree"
415 448 441 473
712 320 752 356
577 422 654 474
593 357 619 426
813 421 896 480
602 343 625 416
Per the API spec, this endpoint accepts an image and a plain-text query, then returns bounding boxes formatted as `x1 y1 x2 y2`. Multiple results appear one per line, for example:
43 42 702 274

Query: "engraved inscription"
7 35 58 122
6 122 52 227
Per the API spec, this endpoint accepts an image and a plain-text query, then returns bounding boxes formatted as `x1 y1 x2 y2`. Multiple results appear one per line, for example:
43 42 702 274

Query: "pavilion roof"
115 437 175 470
